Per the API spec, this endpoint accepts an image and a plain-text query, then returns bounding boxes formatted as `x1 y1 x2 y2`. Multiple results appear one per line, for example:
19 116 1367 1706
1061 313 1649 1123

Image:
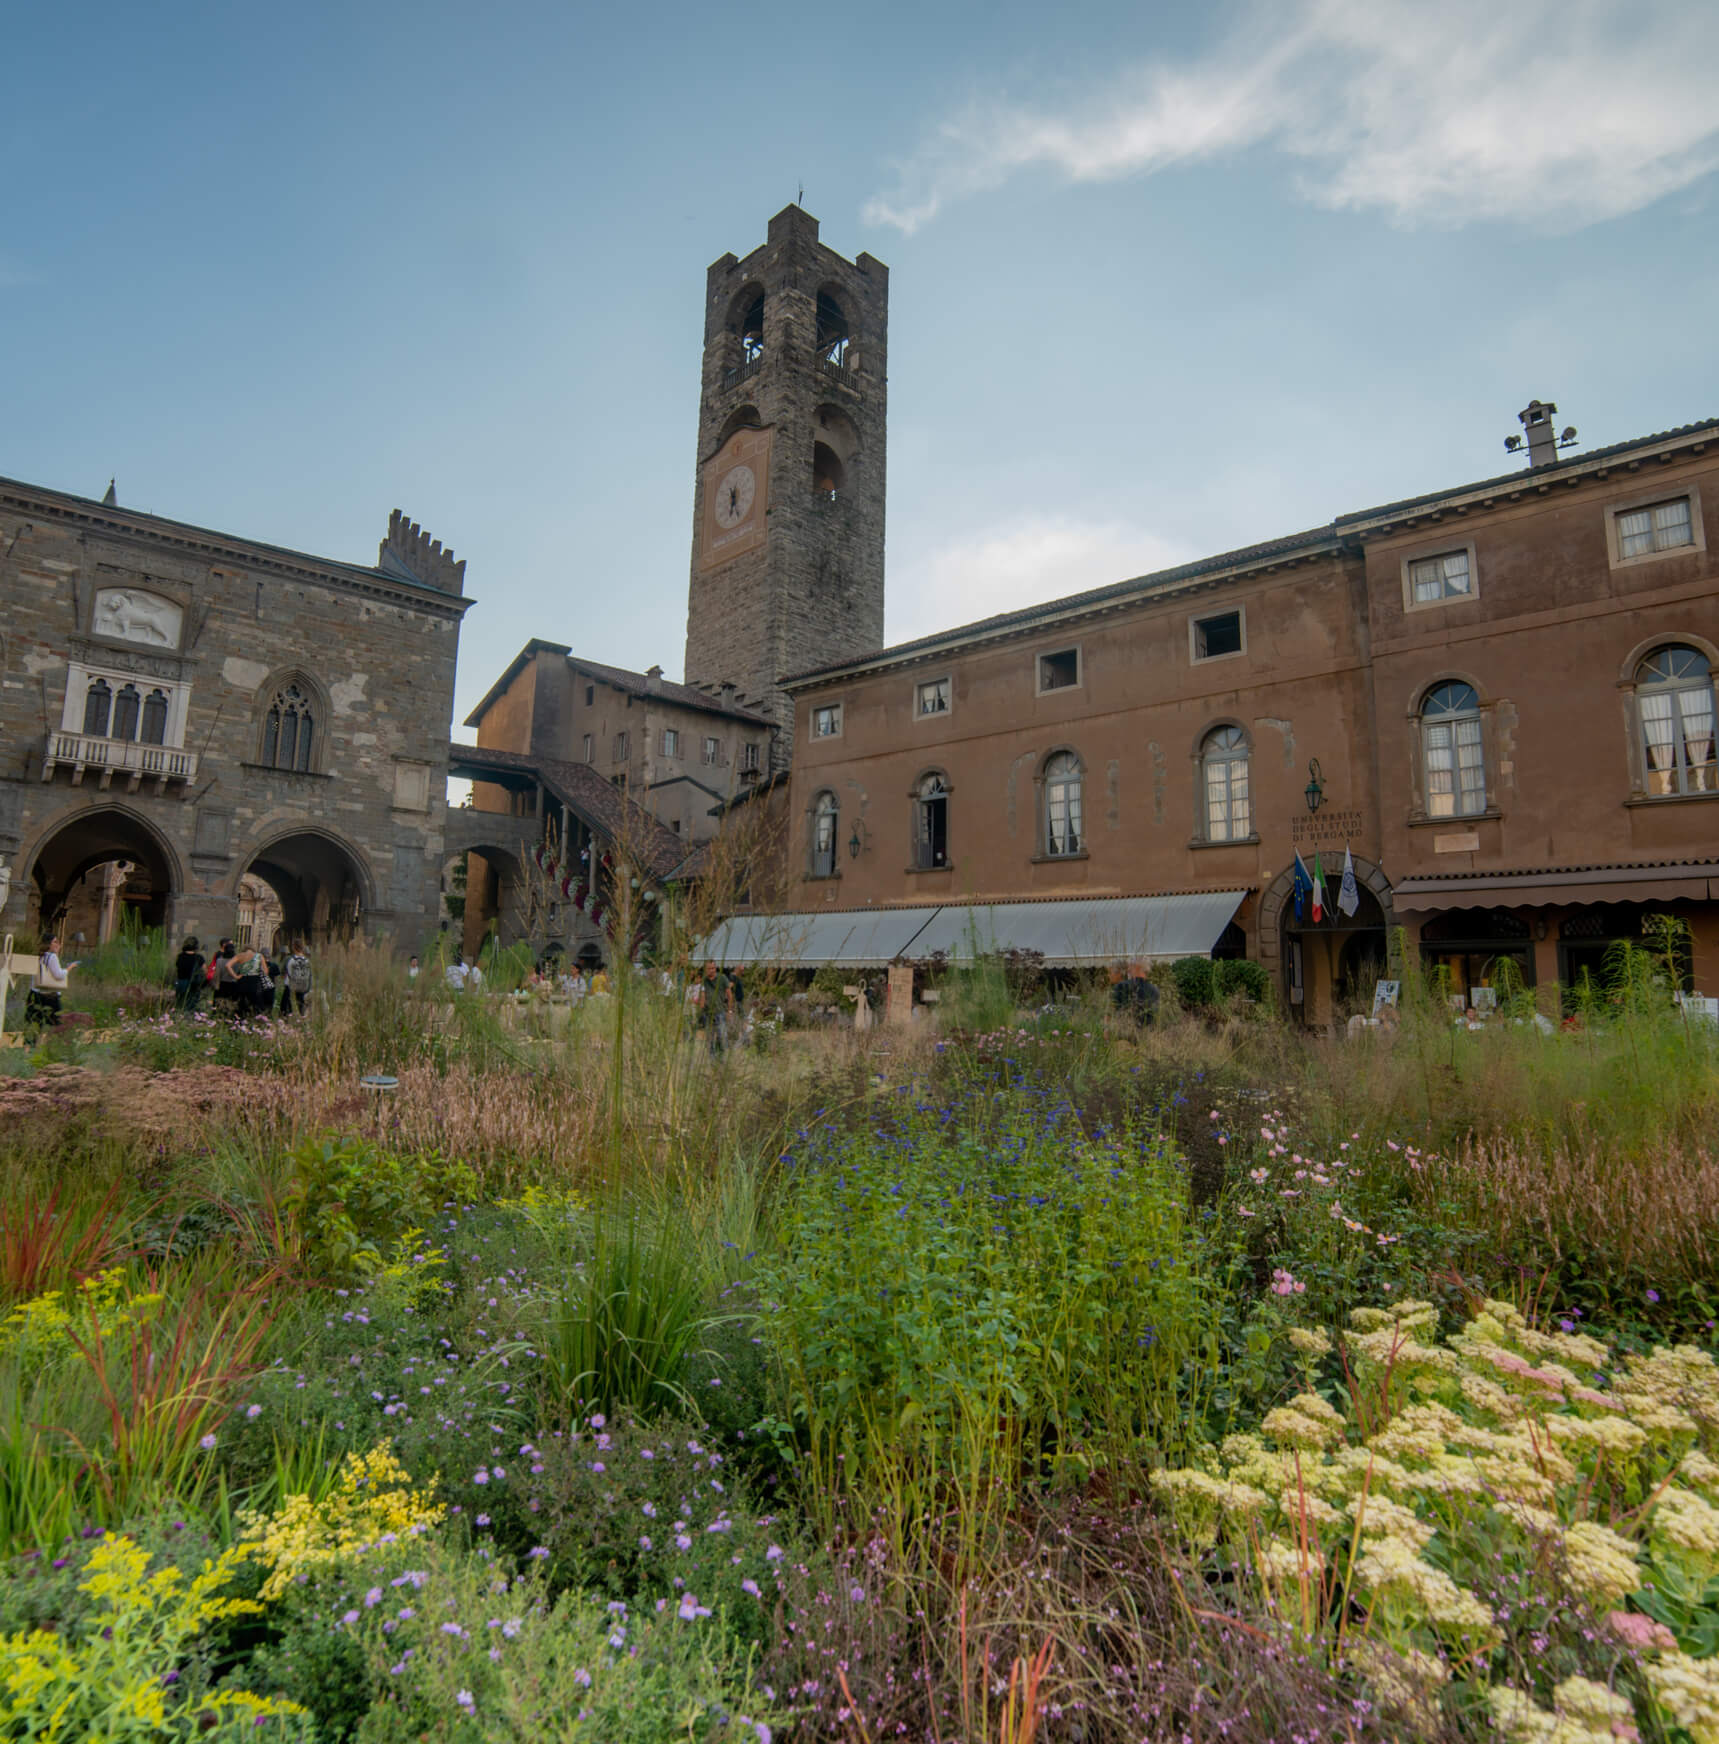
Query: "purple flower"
742 1579 762 1598
476 1515 490 1527
676 1534 692 1551
365 1588 383 1608
472 1469 489 1485
245 1404 263 1419
528 1546 550 1560
441 1622 467 1638
456 1690 475 1713
575 1668 592 1687
766 1545 783 1561
1647 1289 1662 1304
640 1536 653 1550
849 1585 865 1602
199 1433 218 1451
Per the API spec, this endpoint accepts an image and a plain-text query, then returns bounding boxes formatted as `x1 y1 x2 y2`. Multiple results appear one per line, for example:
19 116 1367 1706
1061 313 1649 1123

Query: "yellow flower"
1644 1651 1719 1744
1288 1326 1332 1358
1262 1392 1346 1452
1649 1486 1719 1569
1352 1534 1498 1644
1348 1492 1437 1549
1561 1521 1642 1607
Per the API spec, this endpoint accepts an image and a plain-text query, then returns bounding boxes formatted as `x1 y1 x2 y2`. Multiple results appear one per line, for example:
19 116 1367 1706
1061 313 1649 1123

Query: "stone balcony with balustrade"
40 732 198 791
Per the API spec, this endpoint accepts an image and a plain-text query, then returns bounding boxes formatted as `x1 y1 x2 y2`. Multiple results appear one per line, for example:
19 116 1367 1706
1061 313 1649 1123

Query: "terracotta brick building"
771 406 1719 1022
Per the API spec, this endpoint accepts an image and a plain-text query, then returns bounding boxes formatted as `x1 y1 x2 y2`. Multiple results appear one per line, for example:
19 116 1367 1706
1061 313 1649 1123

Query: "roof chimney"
1517 399 1561 469
645 664 663 694
719 682 737 709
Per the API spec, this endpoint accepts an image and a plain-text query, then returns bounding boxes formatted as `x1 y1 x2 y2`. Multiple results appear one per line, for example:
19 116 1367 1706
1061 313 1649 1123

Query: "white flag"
1337 844 1360 917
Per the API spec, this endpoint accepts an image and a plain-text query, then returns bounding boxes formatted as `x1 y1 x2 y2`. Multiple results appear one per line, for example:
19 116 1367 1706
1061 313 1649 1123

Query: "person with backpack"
281 943 313 1016
173 936 206 1011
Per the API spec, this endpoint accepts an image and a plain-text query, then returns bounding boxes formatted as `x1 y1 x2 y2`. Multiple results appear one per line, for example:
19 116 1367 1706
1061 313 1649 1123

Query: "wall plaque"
1434 831 1481 854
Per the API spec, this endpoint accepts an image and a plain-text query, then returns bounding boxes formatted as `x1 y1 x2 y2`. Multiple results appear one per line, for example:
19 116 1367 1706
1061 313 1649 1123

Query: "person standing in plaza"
27 933 76 1027
282 942 312 1016
173 936 206 1011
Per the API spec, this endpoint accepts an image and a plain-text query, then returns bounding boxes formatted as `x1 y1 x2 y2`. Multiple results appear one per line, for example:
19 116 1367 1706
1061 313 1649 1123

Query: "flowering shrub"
0 1266 164 1378
255 1536 776 1744
243 1441 445 1600
1149 1293 1719 1738
0 1532 308 1738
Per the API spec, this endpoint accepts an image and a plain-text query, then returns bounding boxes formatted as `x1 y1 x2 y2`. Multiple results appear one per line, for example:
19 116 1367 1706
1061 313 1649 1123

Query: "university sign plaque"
1289 808 1364 849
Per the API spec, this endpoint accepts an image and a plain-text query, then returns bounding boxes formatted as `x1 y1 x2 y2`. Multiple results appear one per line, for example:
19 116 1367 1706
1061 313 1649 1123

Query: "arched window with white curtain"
811 790 839 877
1637 646 1717 796
1043 751 1083 857
1421 682 1486 818
1201 726 1251 841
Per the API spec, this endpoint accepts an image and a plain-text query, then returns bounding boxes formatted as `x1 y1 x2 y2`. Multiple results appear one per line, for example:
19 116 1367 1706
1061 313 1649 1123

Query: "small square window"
1037 648 1080 692
916 677 951 717
1192 611 1243 662
1408 550 1473 605
812 704 843 738
661 729 681 758
1618 497 1694 560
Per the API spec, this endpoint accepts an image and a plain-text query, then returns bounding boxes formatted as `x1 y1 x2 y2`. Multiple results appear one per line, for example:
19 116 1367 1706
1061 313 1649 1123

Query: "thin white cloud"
888 515 1193 647
866 0 1719 234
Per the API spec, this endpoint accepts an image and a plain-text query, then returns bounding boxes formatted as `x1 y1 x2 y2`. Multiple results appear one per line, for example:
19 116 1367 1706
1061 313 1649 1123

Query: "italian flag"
1311 853 1326 924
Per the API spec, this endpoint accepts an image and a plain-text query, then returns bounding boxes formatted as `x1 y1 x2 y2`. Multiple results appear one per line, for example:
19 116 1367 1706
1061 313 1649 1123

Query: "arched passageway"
242 831 368 947
25 807 178 941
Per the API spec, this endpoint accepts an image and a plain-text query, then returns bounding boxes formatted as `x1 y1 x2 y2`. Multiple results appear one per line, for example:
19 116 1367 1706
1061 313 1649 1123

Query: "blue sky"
6 1 1718 736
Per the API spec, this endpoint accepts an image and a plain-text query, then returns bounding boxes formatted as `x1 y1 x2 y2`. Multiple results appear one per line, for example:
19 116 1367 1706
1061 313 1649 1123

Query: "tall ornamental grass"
758 1070 1228 1577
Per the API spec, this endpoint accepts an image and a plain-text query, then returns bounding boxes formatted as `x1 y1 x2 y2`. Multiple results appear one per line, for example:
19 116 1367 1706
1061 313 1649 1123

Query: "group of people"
173 936 314 1017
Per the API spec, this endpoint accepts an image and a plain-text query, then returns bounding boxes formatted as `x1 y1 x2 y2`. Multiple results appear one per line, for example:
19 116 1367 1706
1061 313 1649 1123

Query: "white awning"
694 891 1247 969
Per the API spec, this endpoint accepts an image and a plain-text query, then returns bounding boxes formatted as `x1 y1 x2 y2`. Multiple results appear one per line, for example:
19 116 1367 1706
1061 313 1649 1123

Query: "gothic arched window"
262 682 316 773
1043 751 1084 857
140 688 168 746
112 683 141 743
1636 645 1717 796
82 677 112 738
811 791 839 878
1421 682 1486 818
1202 726 1252 841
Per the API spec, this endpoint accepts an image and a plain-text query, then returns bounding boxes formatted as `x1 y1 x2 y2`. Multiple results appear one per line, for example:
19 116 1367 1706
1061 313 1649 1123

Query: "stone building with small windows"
764 404 1719 1023
0 479 471 949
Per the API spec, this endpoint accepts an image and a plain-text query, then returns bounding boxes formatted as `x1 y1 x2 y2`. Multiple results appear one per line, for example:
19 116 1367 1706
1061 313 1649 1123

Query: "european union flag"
1292 851 1313 921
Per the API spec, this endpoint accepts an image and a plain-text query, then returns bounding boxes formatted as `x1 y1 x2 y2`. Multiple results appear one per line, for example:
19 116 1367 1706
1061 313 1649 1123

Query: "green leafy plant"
282 1135 419 1279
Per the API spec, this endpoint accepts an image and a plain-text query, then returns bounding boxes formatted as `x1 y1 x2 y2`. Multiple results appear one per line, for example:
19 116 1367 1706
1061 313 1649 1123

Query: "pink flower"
1270 1268 1306 1296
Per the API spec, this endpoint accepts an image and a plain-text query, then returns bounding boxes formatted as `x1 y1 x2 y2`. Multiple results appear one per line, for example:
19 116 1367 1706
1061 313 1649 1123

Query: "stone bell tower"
683 205 887 756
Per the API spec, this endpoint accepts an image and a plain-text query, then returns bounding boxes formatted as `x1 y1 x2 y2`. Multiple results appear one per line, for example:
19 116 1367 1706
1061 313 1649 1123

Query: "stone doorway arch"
21 804 182 942
239 828 373 947
1258 853 1396 1027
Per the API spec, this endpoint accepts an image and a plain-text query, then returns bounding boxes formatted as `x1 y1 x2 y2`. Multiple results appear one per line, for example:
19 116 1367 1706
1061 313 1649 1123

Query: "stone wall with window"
0 477 470 946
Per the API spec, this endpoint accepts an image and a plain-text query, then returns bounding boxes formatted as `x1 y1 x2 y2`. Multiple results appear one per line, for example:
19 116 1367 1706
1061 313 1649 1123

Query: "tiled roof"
566 656 773 725
446 744 690 881
784 414 1719 689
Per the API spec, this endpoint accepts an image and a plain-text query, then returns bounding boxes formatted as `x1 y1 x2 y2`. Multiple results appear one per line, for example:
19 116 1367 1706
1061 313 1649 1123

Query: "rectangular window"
812 704 843 738
581 733 593 763
1408 550 1474 605
703 735 722 766
1037 648 1080 692
1191 610 1244 661
916 677 951 717
661 729 681 758
1617 497 1694 560
1425 717 1486 817
585 685 595 706
740 741 760 771
612 731 629 762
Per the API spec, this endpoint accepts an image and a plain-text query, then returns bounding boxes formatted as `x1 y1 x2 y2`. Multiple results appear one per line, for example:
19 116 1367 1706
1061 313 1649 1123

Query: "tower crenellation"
683 205 887 757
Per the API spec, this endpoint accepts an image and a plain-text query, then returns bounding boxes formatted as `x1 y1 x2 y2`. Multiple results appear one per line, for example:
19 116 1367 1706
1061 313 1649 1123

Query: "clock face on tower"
699 425 772 570
713 464 756 529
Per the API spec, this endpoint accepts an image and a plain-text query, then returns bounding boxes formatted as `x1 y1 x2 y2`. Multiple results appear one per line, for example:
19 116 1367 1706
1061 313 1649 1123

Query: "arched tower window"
812 404 859 500
140 688 169 746
816 291 850 368
262 682 316 773
82 677 112 737
1201 726 1252 841
1421 682 1486 817
810 790 839 878
1636 645 1717 796
913 772 949 869
112 683 141 743
731 286 765 362
1043 751 1084 857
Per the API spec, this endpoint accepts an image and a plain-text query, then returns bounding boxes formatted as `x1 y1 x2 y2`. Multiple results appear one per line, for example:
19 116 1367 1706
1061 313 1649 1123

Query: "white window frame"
582 733 594 763
1634 645 1718 798
703 735 723 766
1606 487 1705 570
740 740 760 772
915 675 952 719
810 790 839 878
1035 645 1082 696
661 728 681 758
1041 751 1084 858
1200 726 1253 843
612 731 630 762
1189 607 1247 665
1399 541 1479 613
811 702 844 739
61 663 191 748
1421 683 1488 819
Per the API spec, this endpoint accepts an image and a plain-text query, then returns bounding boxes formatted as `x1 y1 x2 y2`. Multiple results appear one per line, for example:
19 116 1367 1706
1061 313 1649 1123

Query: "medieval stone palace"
0 487 470 948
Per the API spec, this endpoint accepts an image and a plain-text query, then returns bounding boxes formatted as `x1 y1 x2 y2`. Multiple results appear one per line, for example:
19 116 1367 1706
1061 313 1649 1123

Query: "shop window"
913 771 949 869
1635 645 1717 796
1421 682 1486 817
1201 726 1252 841
1043 751 1083 857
